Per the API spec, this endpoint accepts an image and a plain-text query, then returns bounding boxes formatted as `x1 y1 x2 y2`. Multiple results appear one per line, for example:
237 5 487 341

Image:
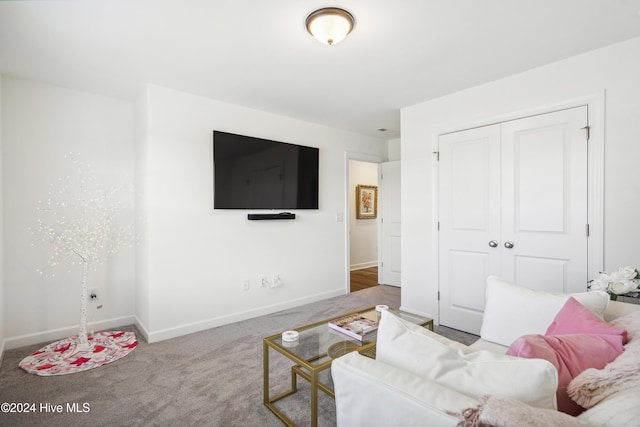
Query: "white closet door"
500 107 588 293
438 106 588 334
438 125 501 334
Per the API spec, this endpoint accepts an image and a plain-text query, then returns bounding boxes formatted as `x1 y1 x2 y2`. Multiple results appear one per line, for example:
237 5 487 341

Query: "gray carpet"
0 285 478 426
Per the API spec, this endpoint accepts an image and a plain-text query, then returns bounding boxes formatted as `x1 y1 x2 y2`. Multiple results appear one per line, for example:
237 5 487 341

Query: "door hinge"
380 173 383 180
438 291 440 301
381 217 384 224
433 151 440 161
582 126 591 141
437 221 440 231
381 261 384 268
586 224 590 237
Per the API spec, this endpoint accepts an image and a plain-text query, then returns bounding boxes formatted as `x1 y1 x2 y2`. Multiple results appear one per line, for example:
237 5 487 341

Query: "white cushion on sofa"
468 338 508 354
332 351 476 427
480 276 609 347
376 310 558 410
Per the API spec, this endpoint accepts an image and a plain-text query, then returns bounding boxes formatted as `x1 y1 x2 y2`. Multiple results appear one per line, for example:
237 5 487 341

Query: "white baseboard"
350 261 378 271
3 289 349 350
4 315 137 350
147 288 346 343
133 316 150 343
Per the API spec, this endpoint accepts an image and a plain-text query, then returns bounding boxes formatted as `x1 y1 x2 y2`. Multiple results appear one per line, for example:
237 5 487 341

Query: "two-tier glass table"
263 306 433 426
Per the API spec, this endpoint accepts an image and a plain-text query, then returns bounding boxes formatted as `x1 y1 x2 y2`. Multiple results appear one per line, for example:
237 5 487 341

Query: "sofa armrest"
331 352 476 427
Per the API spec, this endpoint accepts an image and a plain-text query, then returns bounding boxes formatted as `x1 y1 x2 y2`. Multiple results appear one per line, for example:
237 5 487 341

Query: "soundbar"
247 212 296 220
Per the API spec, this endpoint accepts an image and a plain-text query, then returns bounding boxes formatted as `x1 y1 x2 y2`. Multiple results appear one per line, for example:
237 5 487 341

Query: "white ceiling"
2 0 640 139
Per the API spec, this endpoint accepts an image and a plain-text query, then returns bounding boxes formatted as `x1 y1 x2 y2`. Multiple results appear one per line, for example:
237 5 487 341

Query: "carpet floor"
0 285 478 426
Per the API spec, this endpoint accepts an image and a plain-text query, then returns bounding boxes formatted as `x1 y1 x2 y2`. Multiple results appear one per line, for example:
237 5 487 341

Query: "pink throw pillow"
507 334 624 416
546 297 628 344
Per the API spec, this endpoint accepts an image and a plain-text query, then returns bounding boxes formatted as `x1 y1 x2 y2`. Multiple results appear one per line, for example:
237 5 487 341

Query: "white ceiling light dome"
305 7 355 46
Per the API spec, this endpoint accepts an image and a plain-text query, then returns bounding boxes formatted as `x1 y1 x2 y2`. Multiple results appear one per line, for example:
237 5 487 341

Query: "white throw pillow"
376 310 558 410
480 276 609 347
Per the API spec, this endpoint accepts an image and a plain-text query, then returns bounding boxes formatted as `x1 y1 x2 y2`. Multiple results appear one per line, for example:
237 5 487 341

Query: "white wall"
387 138 401 161
349 160 379 270
137 85 386 342
134 86 150 337
1 76 136 349
0 77 385 349
401 36 640 320
0 77 4 361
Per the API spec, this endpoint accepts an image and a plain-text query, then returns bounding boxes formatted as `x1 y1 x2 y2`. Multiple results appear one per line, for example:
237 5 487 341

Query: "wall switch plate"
242 280 250 291
89 288 98 300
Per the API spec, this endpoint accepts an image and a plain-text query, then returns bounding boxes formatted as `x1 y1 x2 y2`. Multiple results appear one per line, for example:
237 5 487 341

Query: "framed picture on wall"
356 185 377 219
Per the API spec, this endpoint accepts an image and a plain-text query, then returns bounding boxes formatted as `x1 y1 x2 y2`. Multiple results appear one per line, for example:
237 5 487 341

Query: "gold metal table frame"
263 306 433 426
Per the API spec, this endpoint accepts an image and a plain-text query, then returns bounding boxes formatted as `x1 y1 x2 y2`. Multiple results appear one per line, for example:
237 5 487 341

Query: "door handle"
488 240 498 248
504 241 514 249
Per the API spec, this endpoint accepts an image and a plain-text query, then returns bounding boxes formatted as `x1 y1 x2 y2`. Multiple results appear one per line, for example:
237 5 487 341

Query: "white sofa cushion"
468 338 508 354
480 276 609 347
332 352 474 427
376 310 558 409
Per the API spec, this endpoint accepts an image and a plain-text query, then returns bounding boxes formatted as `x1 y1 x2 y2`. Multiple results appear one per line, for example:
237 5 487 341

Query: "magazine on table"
328 313 379 341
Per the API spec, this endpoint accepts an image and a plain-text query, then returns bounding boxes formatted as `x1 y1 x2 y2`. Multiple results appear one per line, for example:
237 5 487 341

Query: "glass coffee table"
263 306 433 426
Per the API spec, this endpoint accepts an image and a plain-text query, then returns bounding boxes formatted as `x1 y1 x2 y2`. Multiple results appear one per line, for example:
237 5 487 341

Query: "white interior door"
438 107 589 334
438 125 501 333
379 161 401 286
500 108 588 293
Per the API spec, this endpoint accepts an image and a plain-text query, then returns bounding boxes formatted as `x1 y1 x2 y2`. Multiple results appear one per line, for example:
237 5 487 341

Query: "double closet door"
438 107 589 334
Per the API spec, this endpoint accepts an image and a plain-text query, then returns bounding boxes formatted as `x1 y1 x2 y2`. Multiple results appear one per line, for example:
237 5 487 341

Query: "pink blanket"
453 395 594 427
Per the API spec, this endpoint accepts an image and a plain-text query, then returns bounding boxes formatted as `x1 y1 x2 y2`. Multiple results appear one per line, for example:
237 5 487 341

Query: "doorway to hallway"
350 267 379 292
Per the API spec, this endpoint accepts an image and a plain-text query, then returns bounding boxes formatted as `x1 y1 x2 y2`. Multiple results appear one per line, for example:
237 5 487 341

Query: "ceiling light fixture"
305 7 355 46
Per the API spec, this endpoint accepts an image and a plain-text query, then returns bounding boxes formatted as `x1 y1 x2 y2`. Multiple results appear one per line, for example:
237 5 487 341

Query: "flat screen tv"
213 131 319 210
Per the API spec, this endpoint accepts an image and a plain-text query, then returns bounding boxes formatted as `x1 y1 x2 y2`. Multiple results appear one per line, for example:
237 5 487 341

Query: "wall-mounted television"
213 131 319 210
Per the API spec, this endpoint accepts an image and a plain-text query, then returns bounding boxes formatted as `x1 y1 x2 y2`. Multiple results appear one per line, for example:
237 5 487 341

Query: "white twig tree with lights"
33 154 134 351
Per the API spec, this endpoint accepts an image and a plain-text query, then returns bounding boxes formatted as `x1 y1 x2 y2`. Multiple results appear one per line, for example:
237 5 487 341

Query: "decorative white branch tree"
32 154 134 351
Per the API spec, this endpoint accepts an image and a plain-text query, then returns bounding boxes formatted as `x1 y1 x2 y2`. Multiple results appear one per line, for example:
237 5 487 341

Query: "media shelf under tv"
247 212 296 221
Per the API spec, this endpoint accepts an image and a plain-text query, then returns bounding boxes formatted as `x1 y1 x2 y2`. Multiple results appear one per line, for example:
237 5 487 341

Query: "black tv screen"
213 131 319 209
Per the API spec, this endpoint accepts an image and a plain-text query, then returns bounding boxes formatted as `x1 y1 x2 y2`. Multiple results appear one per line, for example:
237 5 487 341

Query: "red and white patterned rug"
19 331 137 376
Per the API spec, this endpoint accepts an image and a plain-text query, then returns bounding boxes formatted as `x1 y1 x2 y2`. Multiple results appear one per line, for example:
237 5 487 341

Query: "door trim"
344 151 383 294
431 92 605 324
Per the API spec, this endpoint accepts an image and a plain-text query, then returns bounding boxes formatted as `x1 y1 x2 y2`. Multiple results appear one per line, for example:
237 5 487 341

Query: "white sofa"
332 277 640 427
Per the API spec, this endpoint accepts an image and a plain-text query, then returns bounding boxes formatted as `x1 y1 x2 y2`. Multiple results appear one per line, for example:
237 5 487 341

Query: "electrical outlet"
242 280 250 291
261 277 269 287
89 288 98 301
